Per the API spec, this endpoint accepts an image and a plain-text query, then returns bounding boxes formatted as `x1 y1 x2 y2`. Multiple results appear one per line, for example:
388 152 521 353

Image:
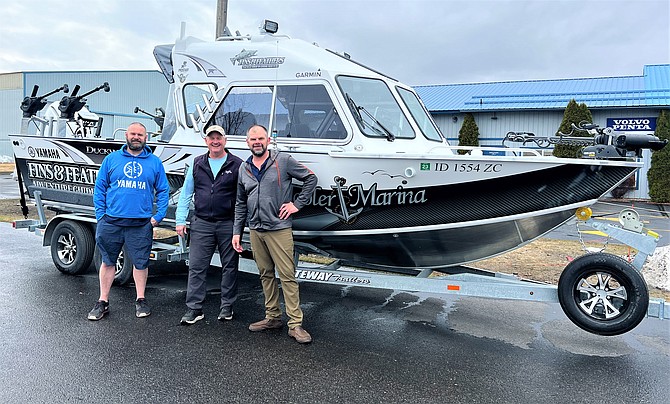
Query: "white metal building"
0 70 168 158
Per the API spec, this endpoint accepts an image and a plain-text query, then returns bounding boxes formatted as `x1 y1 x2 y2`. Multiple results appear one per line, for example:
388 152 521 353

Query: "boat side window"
182 83 218 128
275 85 347 140
396 86 444 142
336 76 415 139
210 86 270 136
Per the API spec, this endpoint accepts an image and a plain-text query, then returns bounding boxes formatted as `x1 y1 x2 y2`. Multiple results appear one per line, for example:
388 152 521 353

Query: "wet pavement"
1 222 669 403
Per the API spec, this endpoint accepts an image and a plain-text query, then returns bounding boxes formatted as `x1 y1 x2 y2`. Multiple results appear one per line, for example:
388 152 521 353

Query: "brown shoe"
248 317 282 332
288 326 312 344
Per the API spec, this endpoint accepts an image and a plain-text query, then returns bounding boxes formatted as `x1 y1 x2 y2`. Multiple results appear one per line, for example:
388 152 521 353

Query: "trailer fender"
42 215 97 247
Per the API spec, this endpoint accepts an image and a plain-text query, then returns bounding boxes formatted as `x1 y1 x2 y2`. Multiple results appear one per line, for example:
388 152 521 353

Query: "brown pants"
250 228 303 328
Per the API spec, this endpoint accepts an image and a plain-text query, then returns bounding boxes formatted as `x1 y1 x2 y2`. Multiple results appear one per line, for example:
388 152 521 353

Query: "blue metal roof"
414 64 670 113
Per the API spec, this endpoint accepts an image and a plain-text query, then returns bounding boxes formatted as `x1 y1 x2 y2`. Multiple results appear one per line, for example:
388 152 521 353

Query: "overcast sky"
1 0 668 86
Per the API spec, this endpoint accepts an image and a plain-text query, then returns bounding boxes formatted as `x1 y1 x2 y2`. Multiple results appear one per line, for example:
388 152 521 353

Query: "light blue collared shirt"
175 154 228 225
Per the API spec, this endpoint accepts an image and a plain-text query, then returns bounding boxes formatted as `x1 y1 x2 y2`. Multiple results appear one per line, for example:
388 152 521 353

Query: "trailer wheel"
558 253 648 336
50 220 94 275
93 245 134 285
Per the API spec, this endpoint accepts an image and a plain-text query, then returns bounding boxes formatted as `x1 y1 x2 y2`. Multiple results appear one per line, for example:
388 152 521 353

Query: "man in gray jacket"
232 124 317 344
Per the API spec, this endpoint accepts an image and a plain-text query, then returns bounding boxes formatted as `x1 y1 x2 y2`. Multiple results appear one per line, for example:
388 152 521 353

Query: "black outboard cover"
584 133 668 159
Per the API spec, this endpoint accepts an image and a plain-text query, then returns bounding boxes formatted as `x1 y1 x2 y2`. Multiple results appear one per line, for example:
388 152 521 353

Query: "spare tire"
558 253 648 336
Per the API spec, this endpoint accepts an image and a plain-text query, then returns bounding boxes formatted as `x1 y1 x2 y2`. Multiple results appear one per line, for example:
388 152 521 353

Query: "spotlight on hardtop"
262 19 278 34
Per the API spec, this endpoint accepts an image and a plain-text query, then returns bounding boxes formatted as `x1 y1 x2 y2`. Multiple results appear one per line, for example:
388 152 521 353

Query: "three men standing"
176 125 243 325
90 122 317 345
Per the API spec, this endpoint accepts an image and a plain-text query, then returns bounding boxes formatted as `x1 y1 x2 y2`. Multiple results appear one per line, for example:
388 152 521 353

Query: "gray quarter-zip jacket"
233 150 317 235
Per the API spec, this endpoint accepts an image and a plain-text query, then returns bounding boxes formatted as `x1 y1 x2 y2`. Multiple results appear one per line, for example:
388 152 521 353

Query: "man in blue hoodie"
88 122 169 320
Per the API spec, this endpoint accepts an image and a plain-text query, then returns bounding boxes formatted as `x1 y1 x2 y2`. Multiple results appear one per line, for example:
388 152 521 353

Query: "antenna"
215 0 228 39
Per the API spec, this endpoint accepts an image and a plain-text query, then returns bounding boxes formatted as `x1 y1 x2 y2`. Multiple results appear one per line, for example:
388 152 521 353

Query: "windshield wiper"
358 105 395 142
344 92 395 142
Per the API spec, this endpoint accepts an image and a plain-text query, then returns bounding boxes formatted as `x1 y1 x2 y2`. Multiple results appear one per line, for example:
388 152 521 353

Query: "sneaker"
135 298 151 318
288 326 312 344
218 306 233 321
87 300 109 321
180 309 204 325
248 317 283 332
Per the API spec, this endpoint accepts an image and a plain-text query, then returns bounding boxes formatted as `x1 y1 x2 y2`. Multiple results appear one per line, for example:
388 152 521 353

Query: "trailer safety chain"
576 219 610 253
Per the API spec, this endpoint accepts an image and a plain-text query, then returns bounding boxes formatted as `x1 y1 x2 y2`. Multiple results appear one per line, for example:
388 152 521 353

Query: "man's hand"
151 217 159 227
232 234 243 253
176 224 187 237
279 202 298 220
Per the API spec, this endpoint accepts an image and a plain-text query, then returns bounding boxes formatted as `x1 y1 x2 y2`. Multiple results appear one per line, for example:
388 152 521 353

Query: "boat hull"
298 208 576 270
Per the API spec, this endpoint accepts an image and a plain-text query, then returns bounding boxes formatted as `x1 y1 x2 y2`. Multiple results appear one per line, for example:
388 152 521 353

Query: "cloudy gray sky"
1 0 668 85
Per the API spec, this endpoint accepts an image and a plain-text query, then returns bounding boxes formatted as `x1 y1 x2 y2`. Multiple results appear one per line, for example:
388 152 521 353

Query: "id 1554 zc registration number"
434 163 503 173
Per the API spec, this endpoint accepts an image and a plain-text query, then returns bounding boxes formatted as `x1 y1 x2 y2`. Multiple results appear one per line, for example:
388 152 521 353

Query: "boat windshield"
396 86 444 142
336 76 414 140
209 84 347 140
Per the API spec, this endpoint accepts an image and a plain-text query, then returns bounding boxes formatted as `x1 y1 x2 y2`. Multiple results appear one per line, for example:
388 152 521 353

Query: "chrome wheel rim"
576 271 629 320
56 233 77 265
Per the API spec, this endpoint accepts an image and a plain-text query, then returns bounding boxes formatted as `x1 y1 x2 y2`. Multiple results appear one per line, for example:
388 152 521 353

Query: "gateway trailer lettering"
294 269 370 285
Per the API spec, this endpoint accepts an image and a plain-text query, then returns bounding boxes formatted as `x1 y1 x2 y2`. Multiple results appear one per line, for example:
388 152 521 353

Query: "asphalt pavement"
1 222 669 404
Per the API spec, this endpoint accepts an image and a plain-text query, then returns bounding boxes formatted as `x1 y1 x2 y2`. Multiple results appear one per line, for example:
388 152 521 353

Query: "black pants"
186 217 239 310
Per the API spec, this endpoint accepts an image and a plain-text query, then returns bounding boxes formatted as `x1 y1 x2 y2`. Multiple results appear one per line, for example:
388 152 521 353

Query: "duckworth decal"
84 146 116 156
300 176 427 223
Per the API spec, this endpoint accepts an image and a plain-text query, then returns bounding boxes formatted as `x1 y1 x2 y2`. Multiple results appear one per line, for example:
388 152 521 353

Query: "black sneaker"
135 298 151 318
180 309 204 325
87 300 109 321
218 306 233 321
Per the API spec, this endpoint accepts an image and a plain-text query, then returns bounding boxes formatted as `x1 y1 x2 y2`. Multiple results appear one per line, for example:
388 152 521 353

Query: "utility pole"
215 0 228 39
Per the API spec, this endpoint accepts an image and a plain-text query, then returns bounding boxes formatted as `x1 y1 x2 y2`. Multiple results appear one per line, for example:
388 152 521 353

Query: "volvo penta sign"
607 117 656 131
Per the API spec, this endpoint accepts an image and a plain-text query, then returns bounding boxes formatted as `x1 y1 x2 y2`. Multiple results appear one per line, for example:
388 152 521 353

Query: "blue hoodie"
94 145 169 222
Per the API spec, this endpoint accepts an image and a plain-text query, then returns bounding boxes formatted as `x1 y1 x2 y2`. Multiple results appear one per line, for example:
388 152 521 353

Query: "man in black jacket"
176 125 243 325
